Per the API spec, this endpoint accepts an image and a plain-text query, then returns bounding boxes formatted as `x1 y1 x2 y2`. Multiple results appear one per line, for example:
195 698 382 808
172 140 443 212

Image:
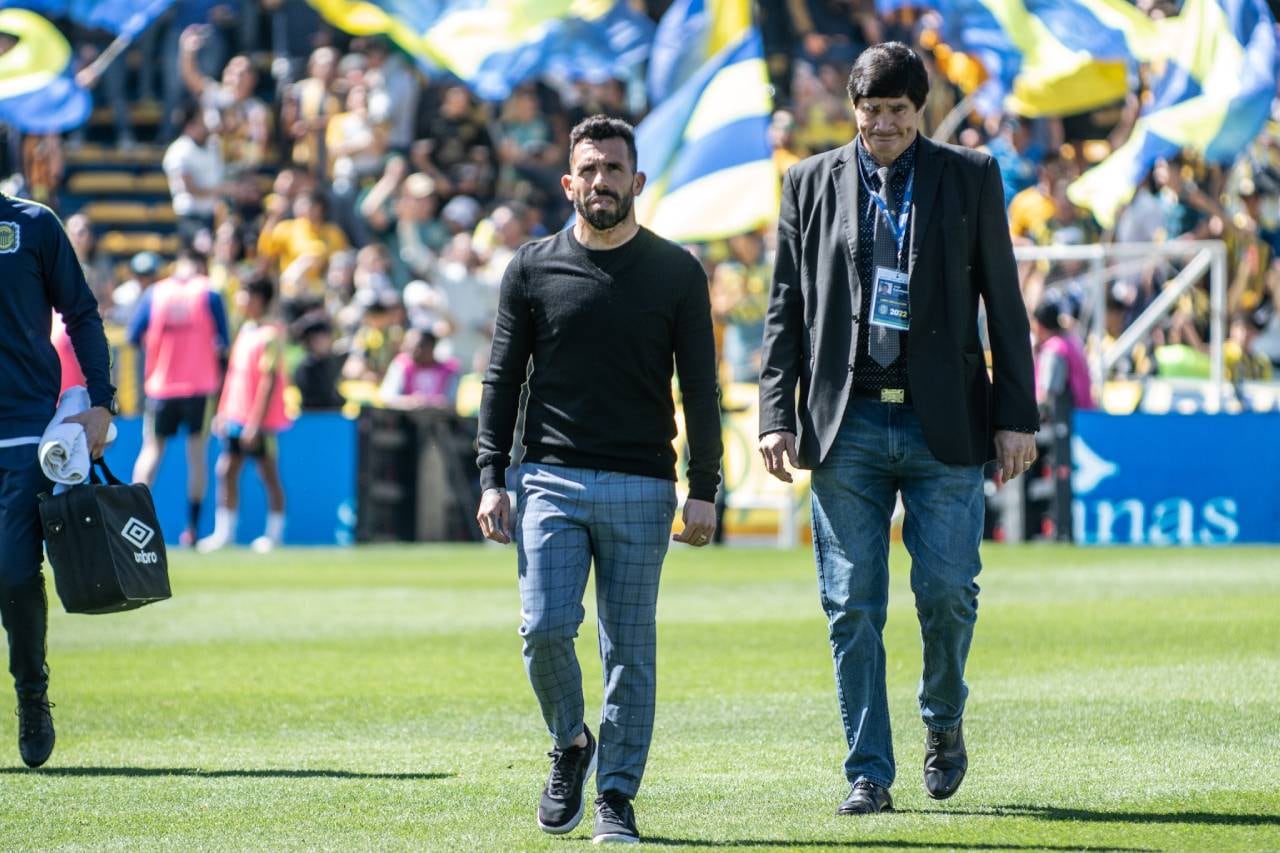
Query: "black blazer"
758 135 1037 469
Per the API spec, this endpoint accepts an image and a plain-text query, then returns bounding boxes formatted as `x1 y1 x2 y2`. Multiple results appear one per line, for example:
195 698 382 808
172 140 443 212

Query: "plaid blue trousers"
515 462 677 799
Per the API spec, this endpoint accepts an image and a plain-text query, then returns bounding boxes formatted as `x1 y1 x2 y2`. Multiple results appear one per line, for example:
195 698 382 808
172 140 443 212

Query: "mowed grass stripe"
0 545 1273 851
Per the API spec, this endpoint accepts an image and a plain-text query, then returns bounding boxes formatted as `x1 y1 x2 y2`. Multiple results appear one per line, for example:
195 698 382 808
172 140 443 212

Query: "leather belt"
853 387 910 404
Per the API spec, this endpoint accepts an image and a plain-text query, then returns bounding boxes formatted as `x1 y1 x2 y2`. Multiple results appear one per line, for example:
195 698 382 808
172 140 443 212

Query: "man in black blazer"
758 43 1038 815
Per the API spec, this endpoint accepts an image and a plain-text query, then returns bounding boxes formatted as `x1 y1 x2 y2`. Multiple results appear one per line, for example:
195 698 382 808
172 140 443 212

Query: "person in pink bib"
127 247 230 545
1032 296 1094 413
51 312 86 394
198 278 293 553
378 327 460 410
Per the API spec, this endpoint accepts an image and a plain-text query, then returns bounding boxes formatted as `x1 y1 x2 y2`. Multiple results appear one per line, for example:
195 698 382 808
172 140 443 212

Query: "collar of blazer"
831 133 944 286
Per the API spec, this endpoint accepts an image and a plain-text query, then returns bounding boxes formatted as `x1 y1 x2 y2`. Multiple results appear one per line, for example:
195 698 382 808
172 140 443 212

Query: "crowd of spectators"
12 0 1280 421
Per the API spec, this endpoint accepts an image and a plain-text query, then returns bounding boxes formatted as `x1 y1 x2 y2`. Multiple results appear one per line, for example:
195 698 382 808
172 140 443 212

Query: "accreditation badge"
0 222 19 254
868 266 910 331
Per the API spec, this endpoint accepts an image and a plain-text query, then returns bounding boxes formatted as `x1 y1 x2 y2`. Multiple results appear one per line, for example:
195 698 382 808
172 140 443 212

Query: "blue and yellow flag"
10 0 177 39
880 0 1157 116
0 7 90 133
647 0 751 102
633 29 776 243
1069 0 1279 228
306 0 654 101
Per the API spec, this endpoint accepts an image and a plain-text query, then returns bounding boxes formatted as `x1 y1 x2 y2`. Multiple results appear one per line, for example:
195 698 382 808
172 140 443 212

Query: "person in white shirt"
163 104 226 239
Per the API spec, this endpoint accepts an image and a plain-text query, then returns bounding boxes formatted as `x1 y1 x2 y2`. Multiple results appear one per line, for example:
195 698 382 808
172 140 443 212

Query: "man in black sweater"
476 115 721 845
0 193 116 768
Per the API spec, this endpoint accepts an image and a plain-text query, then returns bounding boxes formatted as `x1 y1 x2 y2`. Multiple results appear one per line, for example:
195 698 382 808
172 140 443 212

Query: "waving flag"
634 29 776 243
73 0 178 40
880 0 1157 116
647 0 751 102
0 7 90 133
1069 0 1279 228
306 0 654 101
8 0 177 39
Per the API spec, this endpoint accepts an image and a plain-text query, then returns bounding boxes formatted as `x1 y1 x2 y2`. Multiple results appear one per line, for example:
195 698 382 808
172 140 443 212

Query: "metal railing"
1013 240 1229 409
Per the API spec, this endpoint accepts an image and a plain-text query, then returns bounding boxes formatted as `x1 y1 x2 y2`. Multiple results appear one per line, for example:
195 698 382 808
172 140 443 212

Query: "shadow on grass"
645 840 1149 851
954 804 1280 827
0 767 452 780
645 803 1278 847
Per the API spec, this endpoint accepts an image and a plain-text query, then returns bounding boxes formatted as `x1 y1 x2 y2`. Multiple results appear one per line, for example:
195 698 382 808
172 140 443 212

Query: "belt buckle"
880 388 905 404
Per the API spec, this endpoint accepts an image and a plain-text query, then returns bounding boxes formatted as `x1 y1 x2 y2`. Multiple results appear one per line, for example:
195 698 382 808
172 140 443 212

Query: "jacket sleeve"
127 288 153 347
758 166 804 436
208 291 231 351
974 157 1038 431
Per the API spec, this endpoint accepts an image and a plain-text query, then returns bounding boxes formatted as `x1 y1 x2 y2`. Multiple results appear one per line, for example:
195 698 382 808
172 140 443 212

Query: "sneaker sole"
593 833 640 844
537 747 598 835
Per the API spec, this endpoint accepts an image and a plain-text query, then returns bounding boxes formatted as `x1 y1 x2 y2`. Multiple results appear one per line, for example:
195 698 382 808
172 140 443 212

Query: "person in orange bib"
198 278 293 553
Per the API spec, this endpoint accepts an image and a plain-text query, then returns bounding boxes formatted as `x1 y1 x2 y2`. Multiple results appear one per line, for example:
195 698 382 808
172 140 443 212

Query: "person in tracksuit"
0 193 116 768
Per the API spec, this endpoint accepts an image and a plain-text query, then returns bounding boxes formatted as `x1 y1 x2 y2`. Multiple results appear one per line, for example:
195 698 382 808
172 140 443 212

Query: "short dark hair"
1033 295 1065 331
176 242 207 265
244 276 275 307
299 189 329 217
846 42 929 109
173 100 203 132
293 311 332 341
409 326 438 346
568 114 637 171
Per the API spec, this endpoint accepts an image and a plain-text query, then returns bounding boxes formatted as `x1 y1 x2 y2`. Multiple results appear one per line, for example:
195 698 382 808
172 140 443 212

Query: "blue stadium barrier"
103 413 357 546
1072 411 1280 545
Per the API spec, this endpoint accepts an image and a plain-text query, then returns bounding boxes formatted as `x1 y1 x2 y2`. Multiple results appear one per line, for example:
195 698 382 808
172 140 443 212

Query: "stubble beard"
575 190 634 232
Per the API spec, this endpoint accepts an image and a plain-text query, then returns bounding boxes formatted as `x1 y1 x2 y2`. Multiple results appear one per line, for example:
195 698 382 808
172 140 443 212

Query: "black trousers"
0 446 51 696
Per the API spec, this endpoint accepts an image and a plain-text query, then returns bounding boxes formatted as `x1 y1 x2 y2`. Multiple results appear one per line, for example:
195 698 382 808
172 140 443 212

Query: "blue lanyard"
859 162 914 255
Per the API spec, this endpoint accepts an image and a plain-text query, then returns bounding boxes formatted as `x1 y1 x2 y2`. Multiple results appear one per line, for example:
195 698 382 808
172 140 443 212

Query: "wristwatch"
94 395 120 415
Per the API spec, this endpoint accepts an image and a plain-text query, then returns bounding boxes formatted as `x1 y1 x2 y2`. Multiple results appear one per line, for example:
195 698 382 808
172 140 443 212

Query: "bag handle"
88 456 126 487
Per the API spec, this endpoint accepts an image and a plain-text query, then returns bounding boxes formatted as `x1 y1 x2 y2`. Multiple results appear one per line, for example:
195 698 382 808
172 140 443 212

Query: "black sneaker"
593 791 639 844
537 725 597 834
17 692 55 769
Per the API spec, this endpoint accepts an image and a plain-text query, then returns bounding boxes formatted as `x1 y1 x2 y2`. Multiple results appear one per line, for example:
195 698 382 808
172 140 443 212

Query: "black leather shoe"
923 722 967 800
837 779 893 815
17 692 55 769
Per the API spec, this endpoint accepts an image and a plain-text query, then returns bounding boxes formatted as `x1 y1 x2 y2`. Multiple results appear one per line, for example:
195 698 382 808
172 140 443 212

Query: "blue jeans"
515 462 677 798
810 398 984 789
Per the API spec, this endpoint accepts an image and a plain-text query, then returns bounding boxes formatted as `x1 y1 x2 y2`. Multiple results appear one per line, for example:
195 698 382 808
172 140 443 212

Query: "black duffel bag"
38 457 172 614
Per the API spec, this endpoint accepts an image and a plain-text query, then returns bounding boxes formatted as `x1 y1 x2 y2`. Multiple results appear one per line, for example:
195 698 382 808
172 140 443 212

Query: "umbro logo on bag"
121 517 156 554
121 517 155 548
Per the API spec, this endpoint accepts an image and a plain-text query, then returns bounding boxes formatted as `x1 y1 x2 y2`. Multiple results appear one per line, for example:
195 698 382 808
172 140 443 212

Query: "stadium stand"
4 0 1277 544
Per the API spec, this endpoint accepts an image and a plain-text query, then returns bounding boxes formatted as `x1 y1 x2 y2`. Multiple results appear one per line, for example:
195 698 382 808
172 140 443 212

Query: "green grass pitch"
0 544 1276 850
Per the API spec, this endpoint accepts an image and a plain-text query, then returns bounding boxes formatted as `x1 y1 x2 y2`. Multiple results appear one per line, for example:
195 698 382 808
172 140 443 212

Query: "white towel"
39 386 118 491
